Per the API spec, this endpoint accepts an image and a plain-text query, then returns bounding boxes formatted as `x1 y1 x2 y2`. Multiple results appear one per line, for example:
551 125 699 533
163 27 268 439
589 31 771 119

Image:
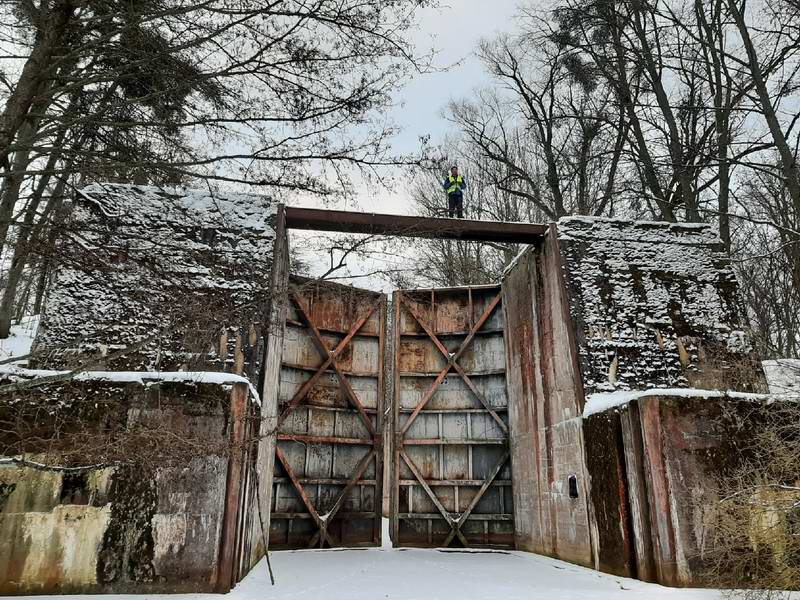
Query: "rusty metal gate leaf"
392 285 514 548
271 279 386 549
272 280 513 550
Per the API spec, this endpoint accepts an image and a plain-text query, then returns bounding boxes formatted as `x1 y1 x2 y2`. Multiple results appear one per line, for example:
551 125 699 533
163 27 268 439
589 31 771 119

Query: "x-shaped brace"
400 451 469 547
400 449 510 547
278 287 379 437
397 291 509 547
275 446 336 547
276 286 382 548
399 292 507 436
307 449 377 548
441 450 509 546
277 444 376 549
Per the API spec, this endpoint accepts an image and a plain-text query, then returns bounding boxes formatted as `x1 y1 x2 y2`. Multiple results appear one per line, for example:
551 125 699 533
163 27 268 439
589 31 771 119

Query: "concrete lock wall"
502 227 593 566
583 393 793 587
0 379 256 595
501 216 772 587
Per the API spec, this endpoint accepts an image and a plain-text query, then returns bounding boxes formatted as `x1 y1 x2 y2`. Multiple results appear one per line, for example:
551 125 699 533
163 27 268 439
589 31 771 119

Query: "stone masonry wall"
558 217 766 395
33 184 277 384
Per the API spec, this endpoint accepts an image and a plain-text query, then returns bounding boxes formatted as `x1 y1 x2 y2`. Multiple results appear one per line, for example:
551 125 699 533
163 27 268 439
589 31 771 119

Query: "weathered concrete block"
0 378 253 595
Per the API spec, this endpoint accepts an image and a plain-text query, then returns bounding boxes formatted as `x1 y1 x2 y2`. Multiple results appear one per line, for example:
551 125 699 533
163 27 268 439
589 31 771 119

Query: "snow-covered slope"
763 359 800 395
0 315 39 363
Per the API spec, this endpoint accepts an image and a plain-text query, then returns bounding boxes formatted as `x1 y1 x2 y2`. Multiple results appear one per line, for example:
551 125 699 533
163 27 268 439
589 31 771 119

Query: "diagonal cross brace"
400 451 470 547
441 449 510 547
307 449 377 548
275 447 336 547
277 295 379 430
288 288 377 437
399 293 507 436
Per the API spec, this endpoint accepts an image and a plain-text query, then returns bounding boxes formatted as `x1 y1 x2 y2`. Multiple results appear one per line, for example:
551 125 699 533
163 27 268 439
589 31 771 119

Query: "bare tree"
0 0 434 337
447 24 629 221
438 0 800 360
733 165 800 358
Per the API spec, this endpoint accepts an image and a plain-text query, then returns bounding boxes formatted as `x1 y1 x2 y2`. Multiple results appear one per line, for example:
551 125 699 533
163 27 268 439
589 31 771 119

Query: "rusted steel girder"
284 206 548 243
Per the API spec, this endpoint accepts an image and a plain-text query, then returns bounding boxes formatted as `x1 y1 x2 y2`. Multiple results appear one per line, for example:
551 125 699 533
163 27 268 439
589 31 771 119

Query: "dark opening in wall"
568 474 579 499
60 473 90 505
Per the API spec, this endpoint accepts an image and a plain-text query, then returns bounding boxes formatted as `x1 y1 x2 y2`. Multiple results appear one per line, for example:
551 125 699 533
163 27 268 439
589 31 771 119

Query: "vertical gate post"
217 382 249 592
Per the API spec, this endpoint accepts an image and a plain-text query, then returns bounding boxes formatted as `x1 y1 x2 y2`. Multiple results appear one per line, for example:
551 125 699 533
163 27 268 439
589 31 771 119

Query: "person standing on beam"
443 164 467 218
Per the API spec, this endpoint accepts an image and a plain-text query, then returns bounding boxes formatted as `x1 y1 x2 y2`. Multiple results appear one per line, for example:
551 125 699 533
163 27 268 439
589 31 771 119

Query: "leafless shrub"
0 379 247 471
704 401 800 599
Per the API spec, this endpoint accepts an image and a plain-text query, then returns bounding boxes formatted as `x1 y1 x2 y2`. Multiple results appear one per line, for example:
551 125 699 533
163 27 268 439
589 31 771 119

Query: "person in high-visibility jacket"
442 165 467 218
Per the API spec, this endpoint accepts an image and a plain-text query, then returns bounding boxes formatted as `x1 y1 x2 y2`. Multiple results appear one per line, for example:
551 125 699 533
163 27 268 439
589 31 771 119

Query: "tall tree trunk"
576 125 591 215
0 158 65 337
0 0 76 170
697 0 734 249
32 257 50 317
729 0 800 208
0 119 39 256
596 111 628 216
630 5 700 221
0 73 67 257
30 192 69 319
729 0 800 291
14 271 34 323
610 27 674 220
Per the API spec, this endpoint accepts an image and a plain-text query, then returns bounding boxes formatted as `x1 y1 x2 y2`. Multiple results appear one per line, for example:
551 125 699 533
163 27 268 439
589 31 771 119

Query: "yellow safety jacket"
447 175 464 195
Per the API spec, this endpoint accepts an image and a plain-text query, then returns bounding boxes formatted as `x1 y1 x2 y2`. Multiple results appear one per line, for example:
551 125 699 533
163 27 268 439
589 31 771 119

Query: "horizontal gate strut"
284 206 548 243
307 449 377 548
399 293 508 435
288 288 377 437
397 513 512 521
277 295 379 430
402 438 507 445
278 434 374 446
441 450 510 547
275 447 336 547
400 451 470 547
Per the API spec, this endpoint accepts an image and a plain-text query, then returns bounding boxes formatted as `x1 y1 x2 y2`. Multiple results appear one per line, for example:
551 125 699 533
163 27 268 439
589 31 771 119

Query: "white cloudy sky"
390 1 521 154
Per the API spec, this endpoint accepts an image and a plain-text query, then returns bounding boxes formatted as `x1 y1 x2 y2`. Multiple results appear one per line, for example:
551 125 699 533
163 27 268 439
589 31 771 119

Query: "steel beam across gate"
284 206 547 243
391 285 514 548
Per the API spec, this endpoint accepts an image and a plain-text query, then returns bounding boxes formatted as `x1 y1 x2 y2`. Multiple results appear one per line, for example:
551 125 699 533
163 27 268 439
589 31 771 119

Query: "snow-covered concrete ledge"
582 388 793 418
0 365 261 405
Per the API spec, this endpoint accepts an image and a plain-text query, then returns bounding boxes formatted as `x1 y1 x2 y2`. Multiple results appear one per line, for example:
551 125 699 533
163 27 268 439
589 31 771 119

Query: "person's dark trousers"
448 194 464 218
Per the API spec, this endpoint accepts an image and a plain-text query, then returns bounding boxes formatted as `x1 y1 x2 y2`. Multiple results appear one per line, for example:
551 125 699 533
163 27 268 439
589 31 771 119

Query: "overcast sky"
291 1 521 215
389 1 520 155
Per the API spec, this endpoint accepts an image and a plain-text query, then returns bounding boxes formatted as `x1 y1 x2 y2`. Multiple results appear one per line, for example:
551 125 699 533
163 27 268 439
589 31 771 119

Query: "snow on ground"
20 548 737 600
0 315 39 364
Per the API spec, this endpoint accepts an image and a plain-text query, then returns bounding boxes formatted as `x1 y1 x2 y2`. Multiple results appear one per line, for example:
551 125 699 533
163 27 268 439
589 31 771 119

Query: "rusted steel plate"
392 286 514 549
271 278 386 549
